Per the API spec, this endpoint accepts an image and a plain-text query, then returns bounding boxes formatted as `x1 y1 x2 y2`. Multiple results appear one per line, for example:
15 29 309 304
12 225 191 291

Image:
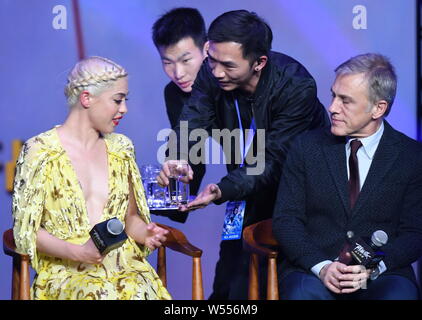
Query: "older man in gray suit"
273 53 422 300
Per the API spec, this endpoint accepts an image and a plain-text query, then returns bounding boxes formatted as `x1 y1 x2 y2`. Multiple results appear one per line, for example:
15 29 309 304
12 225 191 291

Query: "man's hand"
157 160 193 186
320 262 370 294
338 265 371 293
319 261 345 294
179 183 222 212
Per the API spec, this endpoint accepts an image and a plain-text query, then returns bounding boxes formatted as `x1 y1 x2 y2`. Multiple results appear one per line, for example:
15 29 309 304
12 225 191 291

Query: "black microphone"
339 230 388 268
89 218 128 255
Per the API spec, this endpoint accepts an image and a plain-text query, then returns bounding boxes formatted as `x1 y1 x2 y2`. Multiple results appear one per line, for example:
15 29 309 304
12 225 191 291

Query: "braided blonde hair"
65 56 128 106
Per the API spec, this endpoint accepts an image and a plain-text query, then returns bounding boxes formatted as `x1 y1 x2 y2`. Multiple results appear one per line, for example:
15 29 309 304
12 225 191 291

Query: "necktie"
349 139 362 209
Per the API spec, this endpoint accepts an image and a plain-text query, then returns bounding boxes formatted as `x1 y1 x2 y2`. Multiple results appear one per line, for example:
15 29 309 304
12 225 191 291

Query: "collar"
346 122 384 160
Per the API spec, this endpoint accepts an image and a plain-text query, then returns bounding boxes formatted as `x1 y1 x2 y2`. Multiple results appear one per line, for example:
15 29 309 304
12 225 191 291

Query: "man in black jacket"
272 53 422 299
152 7 207 197
158 10 330 299
152 8 207 223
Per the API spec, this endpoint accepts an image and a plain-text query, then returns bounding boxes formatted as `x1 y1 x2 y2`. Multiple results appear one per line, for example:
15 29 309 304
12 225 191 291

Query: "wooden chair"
156 223 204 300
3 225 204 300
243 218 279 300
3 229 31 300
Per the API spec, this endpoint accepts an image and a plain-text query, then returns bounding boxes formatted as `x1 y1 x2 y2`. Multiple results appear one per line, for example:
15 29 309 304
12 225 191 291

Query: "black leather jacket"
176 51 330 226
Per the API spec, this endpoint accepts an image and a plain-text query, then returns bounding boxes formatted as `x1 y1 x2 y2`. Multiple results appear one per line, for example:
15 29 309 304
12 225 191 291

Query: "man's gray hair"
335 53 397 116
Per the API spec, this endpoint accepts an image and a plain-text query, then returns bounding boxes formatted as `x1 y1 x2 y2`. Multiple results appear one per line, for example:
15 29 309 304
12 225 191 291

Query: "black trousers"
208 239 267 300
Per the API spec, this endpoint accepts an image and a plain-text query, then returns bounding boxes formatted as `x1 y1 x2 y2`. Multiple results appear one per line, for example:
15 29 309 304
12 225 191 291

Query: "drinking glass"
140 164 167 208
166 161 190 207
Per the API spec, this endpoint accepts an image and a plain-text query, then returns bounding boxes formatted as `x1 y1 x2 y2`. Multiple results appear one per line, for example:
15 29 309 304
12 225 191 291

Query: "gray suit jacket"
272 121 422 284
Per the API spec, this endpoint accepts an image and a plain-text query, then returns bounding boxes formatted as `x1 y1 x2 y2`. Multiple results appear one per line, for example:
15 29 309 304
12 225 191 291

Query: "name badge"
221 200 246 240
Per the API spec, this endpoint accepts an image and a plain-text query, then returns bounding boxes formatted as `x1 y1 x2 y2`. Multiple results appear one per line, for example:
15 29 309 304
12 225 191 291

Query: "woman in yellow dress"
12 56 171 300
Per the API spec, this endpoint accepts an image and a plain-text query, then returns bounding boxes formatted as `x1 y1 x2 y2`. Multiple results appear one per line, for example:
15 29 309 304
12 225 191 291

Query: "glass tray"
148 195 196 211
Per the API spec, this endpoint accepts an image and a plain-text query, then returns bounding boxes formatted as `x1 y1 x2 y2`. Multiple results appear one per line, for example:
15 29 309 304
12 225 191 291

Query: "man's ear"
371 100 388 119
203 41 209 57
79 90 91 108
253 55 268 72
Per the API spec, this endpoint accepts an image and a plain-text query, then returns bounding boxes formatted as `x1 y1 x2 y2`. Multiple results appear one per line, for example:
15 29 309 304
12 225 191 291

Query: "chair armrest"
156 223 202 258
3 229 30 260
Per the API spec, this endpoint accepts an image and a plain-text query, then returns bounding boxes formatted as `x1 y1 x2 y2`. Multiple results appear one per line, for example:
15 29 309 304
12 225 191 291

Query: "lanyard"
234 99 256 166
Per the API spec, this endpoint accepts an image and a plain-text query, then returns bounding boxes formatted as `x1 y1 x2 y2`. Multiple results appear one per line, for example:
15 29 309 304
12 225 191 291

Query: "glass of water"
166 161 190 207
140 165 167 208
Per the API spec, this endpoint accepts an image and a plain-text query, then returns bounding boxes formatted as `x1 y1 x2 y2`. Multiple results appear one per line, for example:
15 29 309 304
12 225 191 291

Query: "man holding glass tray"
158 10 329 299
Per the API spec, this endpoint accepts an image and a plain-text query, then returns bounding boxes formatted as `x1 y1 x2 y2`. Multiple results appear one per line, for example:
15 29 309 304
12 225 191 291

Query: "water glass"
140 165 167 208
166 161 190 206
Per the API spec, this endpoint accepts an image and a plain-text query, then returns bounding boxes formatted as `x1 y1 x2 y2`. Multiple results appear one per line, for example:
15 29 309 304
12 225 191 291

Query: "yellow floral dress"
12 128 171 300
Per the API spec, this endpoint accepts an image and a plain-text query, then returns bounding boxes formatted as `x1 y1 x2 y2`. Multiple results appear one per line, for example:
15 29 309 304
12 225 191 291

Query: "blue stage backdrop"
0 0 418 299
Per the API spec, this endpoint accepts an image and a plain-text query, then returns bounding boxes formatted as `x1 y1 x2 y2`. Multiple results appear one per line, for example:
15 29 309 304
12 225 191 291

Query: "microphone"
89 218 128 255
338 230 388 268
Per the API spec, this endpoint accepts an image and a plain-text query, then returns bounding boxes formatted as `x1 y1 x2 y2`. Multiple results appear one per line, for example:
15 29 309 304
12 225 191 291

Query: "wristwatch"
369 266 380 281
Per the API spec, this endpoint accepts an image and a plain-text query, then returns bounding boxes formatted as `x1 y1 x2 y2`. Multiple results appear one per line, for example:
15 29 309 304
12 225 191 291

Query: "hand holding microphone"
321 230 389 294
89 218 128 255
338 230 388 268
79 238 104 264
337 230 388 290
69 219 126 265
320 261 373 294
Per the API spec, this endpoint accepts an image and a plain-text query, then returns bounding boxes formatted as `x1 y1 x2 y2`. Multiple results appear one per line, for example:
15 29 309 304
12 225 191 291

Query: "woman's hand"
37 227 104 264
143 223 169 250
75 238 104 264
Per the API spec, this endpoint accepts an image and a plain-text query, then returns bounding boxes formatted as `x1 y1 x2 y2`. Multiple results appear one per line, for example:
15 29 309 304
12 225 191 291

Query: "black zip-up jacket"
175 51 330 227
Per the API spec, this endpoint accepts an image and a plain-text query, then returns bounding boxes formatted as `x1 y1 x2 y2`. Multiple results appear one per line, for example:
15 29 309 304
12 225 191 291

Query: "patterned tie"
349 139 362 209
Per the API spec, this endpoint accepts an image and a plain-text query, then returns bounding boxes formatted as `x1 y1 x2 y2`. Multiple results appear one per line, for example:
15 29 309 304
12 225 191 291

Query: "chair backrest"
243 218 279 300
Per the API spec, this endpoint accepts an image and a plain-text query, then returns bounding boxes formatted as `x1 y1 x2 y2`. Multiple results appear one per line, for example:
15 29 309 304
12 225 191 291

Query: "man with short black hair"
152 7 207 214
158 10 330 299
